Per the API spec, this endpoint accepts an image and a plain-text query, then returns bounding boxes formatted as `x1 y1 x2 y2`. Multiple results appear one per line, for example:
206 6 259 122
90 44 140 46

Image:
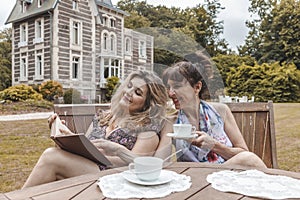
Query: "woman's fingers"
192 131 216 150
48 113 58 129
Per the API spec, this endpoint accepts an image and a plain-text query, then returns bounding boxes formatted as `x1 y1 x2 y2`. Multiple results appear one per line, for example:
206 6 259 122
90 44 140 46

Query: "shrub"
63 88 82 104
39 80 63 101
0 84 43 101
226 62 300 102
105 76 120 101
212 54 256 87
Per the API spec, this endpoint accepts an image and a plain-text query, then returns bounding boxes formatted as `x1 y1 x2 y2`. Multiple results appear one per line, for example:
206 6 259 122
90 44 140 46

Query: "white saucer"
121 170 174 186
166 133 198 139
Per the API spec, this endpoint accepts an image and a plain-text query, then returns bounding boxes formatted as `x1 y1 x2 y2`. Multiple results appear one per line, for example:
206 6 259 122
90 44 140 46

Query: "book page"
50 116 72 138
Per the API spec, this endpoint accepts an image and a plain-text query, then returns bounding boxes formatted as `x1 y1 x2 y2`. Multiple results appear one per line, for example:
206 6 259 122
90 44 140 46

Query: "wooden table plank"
31 182 94 200
68 168 124 200
153 167 218 200
189 186 244 200
71 182 105 200
0 194 9 200
4 173 101 200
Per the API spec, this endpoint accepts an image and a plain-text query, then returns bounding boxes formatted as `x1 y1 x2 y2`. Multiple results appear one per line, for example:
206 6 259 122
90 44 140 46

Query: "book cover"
50 116 112 167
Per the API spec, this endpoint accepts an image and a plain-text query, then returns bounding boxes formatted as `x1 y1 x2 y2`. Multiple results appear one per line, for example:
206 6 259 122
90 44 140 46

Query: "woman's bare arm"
92 131 159 167
205 103 249 160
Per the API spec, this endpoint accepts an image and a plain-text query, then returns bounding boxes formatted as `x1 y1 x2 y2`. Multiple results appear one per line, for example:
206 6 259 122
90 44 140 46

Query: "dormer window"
21 1 27 13
38 0 43 7
72 0 78 10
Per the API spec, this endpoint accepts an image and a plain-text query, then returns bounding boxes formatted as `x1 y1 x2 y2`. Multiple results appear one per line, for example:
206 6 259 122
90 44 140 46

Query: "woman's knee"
228 151 266 168
39 147 66 166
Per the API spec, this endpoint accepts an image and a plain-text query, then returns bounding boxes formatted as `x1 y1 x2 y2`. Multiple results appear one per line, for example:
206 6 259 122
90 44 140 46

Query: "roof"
6 0 128 24
95 0 128 16
6 0 59 24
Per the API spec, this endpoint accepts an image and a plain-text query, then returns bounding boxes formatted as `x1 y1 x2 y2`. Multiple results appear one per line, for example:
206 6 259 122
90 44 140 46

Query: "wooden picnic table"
2 162 300 200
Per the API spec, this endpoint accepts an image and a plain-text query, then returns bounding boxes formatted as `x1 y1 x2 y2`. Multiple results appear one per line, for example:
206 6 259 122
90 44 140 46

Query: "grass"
273 103 300 172
0 119 54 192
0 103 299 193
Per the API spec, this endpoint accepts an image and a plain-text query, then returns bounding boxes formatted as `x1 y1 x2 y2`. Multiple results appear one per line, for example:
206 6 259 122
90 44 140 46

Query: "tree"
117 0 228 57
240 0 300 69
0 28 12 90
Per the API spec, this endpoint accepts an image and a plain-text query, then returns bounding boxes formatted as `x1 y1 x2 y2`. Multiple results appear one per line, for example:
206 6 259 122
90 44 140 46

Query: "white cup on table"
173 124 196 137
128 156 163 181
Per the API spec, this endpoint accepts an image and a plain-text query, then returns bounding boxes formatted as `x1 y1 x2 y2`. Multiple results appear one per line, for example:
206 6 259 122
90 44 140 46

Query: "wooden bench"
226 101 277 168
54 101 278 168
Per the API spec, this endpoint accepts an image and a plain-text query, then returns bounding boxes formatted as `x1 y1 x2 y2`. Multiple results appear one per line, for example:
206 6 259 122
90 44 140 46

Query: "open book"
50 116 112 167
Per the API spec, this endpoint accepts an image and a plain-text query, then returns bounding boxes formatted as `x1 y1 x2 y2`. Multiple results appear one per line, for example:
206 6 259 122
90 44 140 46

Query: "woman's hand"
48 113 73 136
191 131 216 150
48 113 67 129
91 139 122 156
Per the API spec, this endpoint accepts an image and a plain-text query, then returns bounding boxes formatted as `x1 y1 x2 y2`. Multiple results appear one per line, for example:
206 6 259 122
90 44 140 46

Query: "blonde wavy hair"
98 71 168 133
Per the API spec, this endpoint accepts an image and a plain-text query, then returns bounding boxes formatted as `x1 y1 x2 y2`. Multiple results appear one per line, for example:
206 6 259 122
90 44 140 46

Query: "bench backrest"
54 104 110 134
54 101 278 168
226 101 277 168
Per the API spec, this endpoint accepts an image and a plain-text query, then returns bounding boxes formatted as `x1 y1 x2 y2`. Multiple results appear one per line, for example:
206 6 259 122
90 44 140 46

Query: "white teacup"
173 124 196 137
128 156 163 181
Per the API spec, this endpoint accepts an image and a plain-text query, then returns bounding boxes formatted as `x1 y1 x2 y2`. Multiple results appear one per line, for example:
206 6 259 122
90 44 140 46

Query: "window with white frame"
35 54 43 79
72 56 80 79
125 38 131 54
103 58 120 79
20 24 27 42
21 1 27 13
139 40 146 58
72 0 78 10
18 23 28 47
20 57 28 81
110 34 115 52
38 0 43 7
110 18 115 28
72 21 81 45
34 19 44 43
103 32 108 51
102 16 108 26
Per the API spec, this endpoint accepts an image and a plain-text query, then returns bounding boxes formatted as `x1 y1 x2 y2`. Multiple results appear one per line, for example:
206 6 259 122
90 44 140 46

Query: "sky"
0 0 251 51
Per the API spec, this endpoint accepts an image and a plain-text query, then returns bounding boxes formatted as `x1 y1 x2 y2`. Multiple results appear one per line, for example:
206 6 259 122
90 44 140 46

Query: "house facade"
6 0 154 102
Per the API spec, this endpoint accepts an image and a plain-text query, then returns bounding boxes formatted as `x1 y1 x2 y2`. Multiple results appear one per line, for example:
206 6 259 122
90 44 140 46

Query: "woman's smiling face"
167 79 196 110
120 77 148 114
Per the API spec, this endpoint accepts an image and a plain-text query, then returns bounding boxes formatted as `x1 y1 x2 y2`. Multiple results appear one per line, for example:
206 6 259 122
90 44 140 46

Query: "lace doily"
98 170 191 199
207 169 300 199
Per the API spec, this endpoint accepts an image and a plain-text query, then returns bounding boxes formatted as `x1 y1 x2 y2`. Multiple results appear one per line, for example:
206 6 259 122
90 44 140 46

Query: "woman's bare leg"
22 147 99 188
223 151 267 169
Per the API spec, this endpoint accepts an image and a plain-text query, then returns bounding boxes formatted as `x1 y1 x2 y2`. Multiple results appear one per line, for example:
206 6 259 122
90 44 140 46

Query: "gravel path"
0 112 54 121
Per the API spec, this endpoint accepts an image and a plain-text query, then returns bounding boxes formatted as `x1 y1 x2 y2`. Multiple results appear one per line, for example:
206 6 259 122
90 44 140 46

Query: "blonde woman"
23 71 168 188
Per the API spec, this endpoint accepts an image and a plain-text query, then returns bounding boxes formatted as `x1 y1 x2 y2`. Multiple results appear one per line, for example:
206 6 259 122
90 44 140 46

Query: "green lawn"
0 103 299 193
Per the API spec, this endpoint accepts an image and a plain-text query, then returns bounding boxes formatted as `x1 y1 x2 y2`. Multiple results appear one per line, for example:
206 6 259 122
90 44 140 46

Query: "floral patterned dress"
87 112 161 170
175 101 233 164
